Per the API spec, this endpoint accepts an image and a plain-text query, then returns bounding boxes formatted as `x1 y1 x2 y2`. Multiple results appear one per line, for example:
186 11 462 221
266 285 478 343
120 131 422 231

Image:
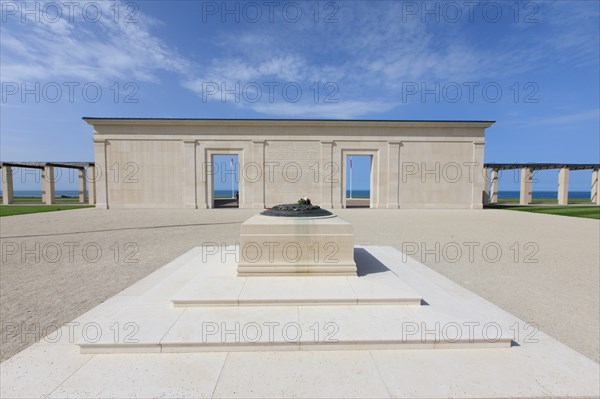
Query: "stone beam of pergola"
0 162 96 205
482 163 600 206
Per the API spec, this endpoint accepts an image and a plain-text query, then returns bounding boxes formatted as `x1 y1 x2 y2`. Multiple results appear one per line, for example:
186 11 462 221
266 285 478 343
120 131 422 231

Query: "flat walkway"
0 208 598 363
1 245 597 398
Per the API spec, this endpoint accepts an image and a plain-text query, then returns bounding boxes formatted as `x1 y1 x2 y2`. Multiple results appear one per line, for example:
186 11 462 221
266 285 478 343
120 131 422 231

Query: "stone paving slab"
76 246 512 353
1 246 598 398
172 256 423 306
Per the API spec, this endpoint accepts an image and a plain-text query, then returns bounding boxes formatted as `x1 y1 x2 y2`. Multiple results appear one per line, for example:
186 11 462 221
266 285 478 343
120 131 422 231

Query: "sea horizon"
1 189 595 200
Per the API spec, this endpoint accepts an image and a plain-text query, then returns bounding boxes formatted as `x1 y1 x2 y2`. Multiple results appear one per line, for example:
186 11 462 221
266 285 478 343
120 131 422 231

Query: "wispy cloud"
249 100 397 119
2 1 598 118
509 109 600 126
0 0 189 83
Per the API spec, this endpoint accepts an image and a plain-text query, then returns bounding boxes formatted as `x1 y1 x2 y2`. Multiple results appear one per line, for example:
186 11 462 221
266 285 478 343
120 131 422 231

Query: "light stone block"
87 165 97 205
161 306 300 352
237 276 358 305
77 168 87 203
490 168 499 203
48 353 227 399
170 246 422 307
558 167 569 205
41 165 55 205
77 305 183 354
237 214 357 276
2 165 14 204
0 343 93 399
520 167 533 205
592 168 599 204
211 351 391 399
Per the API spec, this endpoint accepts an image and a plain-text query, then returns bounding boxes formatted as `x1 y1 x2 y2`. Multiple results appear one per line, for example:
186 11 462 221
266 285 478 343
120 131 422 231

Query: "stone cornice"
83 118 495 130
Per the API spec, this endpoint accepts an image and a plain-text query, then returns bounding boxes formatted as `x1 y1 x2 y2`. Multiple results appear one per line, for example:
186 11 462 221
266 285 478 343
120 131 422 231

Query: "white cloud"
250 100 397 119
181 3 523 115
0 0 188 83
509 109 600 127
2 1 597 119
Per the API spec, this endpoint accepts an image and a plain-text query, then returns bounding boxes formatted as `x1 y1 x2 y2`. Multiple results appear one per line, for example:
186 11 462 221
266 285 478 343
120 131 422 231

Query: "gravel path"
1 208 598 362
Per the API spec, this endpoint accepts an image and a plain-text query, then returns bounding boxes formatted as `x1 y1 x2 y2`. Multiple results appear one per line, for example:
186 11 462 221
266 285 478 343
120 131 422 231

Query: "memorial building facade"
84 118 493 210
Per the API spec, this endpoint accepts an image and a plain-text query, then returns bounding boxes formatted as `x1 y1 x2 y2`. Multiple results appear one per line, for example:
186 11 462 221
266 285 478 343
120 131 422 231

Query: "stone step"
171 274 423 307
171 246 423 306
76 246 514 354
77 304 514 354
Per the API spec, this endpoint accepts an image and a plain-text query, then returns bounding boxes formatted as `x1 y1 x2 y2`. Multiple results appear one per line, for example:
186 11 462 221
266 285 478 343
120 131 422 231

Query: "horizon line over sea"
1 189 595 200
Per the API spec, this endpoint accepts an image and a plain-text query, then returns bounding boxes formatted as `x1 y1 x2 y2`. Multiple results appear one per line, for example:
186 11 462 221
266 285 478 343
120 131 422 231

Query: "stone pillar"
42 166 55 205
592 169 600 205
78 168 87 203
2 166 14 204
374 148 387 209
490 169 499 203
519 167 533 205
93 139 109 209
387 141 401 208
320 141 334 209
471 142 485 209
558 167 569 205
251 140 265 208
482 168 490 204
331 142 343 209
183 140 197 208
87 165 97 205
195 143 207 209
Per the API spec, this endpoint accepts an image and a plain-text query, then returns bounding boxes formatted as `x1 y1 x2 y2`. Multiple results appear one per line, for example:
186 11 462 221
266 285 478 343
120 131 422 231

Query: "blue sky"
1 0 599 192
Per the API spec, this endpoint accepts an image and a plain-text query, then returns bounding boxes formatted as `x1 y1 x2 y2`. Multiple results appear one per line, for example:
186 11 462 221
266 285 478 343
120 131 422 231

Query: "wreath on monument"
260 197 332 217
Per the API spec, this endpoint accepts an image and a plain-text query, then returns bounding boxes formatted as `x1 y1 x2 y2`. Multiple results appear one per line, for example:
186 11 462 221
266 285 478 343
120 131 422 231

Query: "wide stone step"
171 274 423 307
76 246 514 354
77 305 513 354
171 246 423 306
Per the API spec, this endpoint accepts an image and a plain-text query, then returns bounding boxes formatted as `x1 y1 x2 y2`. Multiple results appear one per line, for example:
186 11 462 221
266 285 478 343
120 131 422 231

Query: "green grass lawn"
486 204 600 219
0 204 94 217
497 197 592 204
0 196 81 204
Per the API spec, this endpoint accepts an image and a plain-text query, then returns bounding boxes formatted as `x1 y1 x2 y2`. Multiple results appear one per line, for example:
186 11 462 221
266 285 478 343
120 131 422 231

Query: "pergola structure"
0 162 96 205
483 163 600 205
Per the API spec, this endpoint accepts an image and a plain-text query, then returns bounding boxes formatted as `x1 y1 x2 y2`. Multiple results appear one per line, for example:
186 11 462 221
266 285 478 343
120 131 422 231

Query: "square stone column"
470 142 485 209
87 165 97 205
387 141 401 208
592 169 600 205
93 139 109 209
251 140 265 208
490 169 499 203
320 141 333 209
519 167 533 205
331 142 343 209
558 167 569 205
482 168 490 204
2 166 14 204
183 140 197 208
42 166 55 205
78 168 87 203
195 143 208 209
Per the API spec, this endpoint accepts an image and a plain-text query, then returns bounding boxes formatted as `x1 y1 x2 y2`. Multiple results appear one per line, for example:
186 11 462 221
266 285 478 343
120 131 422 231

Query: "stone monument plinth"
237 204 357 276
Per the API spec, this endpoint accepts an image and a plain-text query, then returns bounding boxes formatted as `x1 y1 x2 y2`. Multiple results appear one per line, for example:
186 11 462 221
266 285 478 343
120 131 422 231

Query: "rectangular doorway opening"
345 155 372 208
212 154 239 208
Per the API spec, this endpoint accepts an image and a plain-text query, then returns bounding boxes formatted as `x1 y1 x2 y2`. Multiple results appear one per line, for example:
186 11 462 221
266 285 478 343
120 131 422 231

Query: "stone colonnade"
483 164 600 205
1 163 96 205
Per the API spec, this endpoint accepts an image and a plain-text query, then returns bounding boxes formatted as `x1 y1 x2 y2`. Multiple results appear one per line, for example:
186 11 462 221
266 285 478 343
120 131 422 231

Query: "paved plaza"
0 208 599 397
